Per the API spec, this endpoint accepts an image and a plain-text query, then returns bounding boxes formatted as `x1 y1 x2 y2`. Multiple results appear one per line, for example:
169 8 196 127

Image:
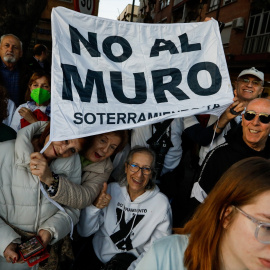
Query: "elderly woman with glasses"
136 156 270 270
77 146 172 270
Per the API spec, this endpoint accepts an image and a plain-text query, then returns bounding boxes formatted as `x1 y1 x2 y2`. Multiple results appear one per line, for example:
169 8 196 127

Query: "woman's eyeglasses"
238 78 262 87
243 110 270 124
234 206 270 244
127 163 152 175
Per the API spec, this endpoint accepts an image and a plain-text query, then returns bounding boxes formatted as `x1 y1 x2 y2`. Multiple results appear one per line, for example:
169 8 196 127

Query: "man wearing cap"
171 67 264 226
187 98 270 222
234 67 264 102
184 67 264 166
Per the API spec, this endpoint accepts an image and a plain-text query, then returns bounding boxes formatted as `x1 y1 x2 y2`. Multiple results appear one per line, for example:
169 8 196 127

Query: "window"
209 0 220 11
223 0 236 5
243 9 270 54
160 0 170 10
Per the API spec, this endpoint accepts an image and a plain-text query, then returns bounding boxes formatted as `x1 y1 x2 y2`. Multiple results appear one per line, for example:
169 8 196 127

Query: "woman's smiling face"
125 151 153 200
85 133 121 163
43 135 83 160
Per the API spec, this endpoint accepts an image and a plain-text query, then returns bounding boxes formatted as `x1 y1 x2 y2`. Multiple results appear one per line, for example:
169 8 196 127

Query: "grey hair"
118 146 156 190
0 34 23 50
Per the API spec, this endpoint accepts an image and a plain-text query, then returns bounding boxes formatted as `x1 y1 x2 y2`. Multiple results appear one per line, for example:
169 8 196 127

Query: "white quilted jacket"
0 122 81 264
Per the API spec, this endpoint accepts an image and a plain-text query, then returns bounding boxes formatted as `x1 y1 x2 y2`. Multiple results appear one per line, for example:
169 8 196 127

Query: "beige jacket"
51 158 113 209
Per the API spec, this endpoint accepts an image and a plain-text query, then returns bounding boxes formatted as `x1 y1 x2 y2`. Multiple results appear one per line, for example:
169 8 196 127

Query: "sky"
98 0 140 20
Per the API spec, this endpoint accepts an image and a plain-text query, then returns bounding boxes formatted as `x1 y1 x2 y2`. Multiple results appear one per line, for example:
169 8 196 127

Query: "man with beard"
0 34 30 106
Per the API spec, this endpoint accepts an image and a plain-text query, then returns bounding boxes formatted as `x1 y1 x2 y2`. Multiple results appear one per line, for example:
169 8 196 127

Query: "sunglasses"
244 110 270 124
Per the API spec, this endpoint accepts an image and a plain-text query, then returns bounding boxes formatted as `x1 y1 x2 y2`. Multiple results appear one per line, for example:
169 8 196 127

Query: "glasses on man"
127 163 152 175
234 206 270 244
238 78 262 86
243 110 270 124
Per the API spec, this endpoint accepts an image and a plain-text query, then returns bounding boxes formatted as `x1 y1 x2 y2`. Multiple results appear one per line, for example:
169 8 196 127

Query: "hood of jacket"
14 121 49 168
119 183 160 204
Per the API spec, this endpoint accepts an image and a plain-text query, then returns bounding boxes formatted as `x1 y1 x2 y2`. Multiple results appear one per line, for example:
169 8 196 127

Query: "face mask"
30 88 51 105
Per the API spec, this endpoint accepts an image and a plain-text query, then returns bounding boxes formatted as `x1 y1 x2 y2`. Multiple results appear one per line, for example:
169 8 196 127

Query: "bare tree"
0 0 47 53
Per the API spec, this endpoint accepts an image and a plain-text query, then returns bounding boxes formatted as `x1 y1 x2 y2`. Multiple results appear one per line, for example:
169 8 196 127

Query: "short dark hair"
33 44 47 56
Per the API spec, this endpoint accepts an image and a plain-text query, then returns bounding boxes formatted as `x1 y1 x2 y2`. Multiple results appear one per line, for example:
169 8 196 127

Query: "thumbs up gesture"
93 182 112 209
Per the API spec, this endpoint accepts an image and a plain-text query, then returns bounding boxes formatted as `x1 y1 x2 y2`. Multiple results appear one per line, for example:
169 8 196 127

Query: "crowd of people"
0 32 270 270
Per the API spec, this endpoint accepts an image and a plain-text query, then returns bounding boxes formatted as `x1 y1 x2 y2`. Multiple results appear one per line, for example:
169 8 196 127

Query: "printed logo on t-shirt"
110 205 146 251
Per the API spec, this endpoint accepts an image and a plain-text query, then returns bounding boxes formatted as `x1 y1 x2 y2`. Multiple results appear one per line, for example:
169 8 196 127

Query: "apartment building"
137 0 270 90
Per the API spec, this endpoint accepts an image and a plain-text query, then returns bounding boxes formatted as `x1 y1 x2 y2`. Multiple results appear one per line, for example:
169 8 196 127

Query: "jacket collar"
82 157 112 174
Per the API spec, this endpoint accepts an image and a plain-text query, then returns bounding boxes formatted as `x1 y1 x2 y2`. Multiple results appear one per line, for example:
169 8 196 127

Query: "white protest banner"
50 7 233 141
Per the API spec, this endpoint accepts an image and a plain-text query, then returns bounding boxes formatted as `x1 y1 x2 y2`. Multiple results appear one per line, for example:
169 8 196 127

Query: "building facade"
117 4 139 22
205 0 270 85
137 0 270 91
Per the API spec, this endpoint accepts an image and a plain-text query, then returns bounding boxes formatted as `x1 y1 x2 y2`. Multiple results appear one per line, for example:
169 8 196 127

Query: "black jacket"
185 125 270 222
197 125 270 195
0 58 31 106
27 56 51 74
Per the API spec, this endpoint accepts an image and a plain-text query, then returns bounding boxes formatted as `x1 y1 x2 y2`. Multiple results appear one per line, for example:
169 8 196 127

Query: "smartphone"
18 236 50 266
27 249 50 267
18 236 45 260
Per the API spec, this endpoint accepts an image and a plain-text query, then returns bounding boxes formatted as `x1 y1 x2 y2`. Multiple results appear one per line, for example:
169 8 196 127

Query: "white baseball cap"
238 67 264 82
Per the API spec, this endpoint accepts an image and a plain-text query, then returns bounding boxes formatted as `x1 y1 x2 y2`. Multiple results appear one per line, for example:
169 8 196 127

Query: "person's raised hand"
18 107 37 123
203 17 212 22
225 96 246 119
214 97 246 133
30 152 53 186
93 182 111 209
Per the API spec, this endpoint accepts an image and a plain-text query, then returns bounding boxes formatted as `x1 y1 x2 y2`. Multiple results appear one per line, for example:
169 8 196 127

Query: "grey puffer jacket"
0 122 81 265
